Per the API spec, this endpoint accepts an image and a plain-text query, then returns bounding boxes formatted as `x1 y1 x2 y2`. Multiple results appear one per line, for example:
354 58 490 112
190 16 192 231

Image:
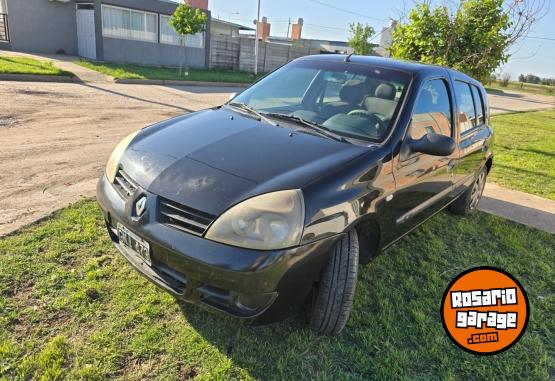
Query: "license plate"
117 223 151 265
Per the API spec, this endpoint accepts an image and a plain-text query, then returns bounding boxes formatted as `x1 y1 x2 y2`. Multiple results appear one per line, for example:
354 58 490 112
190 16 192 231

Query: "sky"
201 0 555 78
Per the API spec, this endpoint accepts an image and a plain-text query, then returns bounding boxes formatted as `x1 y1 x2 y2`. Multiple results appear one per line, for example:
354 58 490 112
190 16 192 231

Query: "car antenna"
344 53 354 62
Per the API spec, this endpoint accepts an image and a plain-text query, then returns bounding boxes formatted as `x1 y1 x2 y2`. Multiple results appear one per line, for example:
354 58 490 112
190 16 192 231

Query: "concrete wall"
101 0 180 16
103 37 206 68
5 0 78 55
209 35 321 72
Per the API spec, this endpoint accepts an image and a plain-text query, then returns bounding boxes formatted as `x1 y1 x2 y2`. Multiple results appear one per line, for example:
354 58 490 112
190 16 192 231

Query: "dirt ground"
1 79 553 236
0 81 239 235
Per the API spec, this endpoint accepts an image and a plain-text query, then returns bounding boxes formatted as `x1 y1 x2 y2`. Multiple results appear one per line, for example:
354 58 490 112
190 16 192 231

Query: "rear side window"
471 85 485 125
454 81 476 133
410 79 452 139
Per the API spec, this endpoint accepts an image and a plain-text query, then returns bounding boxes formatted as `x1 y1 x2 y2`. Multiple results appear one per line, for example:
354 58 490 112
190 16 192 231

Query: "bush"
500 72 511 87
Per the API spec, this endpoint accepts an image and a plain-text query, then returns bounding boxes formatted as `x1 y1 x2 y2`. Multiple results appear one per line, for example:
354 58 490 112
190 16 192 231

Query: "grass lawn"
489 109 555 200
76 60 263 84
1 200 553 380
0 56 73 77
487 80 554 97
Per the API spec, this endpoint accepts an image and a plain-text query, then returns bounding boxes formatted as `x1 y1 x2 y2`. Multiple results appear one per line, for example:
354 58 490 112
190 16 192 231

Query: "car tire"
308 229 359 335
449 166 488 216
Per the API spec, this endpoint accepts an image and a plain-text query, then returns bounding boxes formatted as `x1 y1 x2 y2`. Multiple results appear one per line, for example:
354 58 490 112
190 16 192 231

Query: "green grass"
1 200 553 380
0 56 74 76
76 60 263 83
490 109 555 200
487 80 555 97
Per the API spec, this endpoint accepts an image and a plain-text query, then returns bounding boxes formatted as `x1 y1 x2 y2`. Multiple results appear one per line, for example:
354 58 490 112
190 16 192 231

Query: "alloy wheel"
469 171 486 210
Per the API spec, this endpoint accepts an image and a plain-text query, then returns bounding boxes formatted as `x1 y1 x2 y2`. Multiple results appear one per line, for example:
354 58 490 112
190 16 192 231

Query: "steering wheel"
346 110 386 136
347 109 372 118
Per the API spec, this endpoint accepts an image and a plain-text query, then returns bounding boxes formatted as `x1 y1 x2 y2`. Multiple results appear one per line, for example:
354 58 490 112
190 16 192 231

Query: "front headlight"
205 190 305 250
105 131 139 182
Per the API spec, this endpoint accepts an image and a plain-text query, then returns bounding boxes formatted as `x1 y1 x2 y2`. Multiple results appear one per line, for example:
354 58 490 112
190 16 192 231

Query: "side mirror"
228 92 238 101
409 133 455 157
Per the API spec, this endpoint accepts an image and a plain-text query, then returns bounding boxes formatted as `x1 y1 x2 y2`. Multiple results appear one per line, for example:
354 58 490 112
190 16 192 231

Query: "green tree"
389 0 542 81
169 2 208 76
347 23 375 55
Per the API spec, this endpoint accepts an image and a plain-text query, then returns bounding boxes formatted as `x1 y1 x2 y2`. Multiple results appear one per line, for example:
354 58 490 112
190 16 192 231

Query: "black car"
97 55 493 334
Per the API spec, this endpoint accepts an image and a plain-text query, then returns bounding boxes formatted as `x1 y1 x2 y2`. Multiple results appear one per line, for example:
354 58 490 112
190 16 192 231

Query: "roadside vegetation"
0 201 553 380
490 109 555 200
0 56 73 77
488 80 555 97
76 60 262 84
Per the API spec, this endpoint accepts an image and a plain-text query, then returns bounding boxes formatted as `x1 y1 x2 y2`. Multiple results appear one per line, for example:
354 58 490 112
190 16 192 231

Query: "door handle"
447 159 456 171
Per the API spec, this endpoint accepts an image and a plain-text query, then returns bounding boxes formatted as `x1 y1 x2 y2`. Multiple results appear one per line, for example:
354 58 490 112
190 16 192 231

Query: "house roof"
211 18 255 31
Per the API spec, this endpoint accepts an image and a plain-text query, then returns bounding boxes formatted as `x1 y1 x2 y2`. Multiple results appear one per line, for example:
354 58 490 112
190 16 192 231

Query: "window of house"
102 5 158 43
471 84 485 125
454 81 477 133
410 79 452 139
160 14 205 48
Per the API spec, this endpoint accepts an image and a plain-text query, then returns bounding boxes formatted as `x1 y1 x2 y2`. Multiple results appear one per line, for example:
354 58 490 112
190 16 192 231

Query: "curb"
0 73 80 83
114 78 250 88
0 73 251 88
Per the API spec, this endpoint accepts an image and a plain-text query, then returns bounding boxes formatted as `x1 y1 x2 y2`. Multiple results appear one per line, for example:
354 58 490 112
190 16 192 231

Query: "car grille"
113 168 138 199
158 197 216 236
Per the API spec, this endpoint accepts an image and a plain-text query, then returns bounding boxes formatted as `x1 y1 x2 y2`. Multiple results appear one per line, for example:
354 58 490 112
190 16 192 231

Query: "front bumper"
96 174 341 323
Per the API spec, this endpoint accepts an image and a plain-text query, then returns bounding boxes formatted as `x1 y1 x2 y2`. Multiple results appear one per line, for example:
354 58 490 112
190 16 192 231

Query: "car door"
450 80 493 196
383 77 457 243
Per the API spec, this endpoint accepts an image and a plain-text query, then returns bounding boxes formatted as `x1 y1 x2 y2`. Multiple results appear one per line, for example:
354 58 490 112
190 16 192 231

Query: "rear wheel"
308 230 359 335
449 166 488 216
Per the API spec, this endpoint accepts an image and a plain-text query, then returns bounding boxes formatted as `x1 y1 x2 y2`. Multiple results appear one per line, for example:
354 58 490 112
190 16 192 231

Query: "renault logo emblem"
135 196 147 217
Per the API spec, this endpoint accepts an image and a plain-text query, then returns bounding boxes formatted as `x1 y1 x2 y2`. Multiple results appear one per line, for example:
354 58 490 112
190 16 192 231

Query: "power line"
308 0 388 22
304 23 347 31
525 35 555 41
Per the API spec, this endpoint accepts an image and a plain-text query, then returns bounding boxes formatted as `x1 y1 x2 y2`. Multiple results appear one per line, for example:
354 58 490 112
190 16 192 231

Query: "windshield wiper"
263 113 349 143
227 102 278 126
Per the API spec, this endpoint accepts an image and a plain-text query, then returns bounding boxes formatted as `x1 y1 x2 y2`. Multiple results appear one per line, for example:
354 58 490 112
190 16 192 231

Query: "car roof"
297 54 480 84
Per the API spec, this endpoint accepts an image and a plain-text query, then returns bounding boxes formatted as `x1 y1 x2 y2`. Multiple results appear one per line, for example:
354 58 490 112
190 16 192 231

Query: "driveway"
0 81 241 235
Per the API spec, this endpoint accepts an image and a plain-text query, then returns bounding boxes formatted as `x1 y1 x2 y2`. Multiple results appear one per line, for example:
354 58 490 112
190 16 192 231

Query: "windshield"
232 59 412 142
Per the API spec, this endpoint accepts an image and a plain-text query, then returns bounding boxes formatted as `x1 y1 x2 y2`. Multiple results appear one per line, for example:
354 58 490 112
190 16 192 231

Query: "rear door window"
454 81 476 133
471 85 485 125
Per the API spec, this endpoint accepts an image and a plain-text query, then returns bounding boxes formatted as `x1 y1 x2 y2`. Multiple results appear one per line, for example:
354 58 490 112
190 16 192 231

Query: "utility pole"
254 0 261 75
287 17 291 39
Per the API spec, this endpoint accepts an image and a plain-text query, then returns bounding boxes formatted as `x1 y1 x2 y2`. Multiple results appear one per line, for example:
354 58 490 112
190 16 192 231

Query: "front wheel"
308 230 359 335
449 166 488 216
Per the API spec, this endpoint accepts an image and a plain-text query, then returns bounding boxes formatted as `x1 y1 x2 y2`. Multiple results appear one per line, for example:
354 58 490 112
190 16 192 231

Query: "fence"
0 14 9 42
209 35 321 72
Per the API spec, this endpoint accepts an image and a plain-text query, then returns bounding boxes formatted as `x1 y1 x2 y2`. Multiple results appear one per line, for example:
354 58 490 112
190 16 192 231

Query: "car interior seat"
363 83 398 123
321 80 366 119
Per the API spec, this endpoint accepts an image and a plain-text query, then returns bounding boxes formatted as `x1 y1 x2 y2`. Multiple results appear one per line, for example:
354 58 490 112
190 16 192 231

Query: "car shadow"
172 256 421 379
175 300 317 377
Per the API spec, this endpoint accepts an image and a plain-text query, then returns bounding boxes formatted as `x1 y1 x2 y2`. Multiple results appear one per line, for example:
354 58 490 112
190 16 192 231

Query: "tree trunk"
183 37 188 76
178 35 184 77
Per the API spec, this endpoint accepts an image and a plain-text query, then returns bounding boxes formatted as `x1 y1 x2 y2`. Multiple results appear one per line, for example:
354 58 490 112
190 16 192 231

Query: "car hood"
119 107 369 215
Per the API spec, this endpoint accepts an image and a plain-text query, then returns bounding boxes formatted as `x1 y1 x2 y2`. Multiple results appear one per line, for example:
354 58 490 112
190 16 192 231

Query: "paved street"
488 90 554 114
